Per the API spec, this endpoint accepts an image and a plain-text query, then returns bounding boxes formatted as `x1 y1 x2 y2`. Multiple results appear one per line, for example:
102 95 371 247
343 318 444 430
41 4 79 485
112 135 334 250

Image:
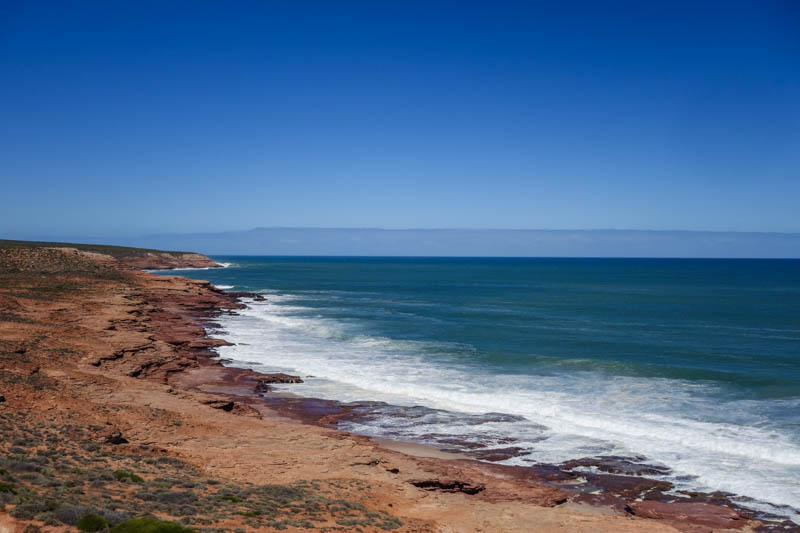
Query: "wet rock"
628 501 746 530
572 492 631 513
584 473 673 499
470 446 527 462
754 519 800 532
677 490 737 505
260 373 304 384
228 291 266 301
254 373 304 393
561 455 671 476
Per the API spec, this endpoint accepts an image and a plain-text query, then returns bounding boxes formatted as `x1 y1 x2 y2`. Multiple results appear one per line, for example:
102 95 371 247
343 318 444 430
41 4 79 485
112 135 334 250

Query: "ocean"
166 257 800 522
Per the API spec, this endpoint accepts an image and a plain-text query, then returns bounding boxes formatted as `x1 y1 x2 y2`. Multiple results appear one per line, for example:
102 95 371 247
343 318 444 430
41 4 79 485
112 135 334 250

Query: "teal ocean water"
167 257 800 521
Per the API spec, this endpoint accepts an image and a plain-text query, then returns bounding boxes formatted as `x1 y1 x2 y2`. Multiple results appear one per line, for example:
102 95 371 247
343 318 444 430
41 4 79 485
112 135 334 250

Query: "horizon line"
189 227 800 236
205 254 800 260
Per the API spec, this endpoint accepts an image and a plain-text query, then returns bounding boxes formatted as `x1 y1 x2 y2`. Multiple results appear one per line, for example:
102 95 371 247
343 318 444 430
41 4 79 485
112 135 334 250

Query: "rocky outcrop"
628 501 746 530
104 430 129 445
561 455 671 477
410 479 486 495
118 252 220 270
254 373 304 393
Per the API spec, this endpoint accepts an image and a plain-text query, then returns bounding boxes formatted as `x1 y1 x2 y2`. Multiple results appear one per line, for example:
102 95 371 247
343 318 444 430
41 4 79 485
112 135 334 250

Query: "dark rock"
202 399 235 412
410 479 485 495
628 501 745 530
105 431 129 445
470 446 527 462
584 473 673 499
572 492 631 513
254 373 304 393
561 455 671 476
0 394 5 403
260 373 304 384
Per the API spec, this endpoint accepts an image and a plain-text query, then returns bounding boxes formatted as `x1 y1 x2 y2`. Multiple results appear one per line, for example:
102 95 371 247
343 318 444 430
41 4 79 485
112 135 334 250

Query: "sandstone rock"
202 399 235 412
628 501 745 530
584 473 673 498
561 455 671 477
262 373 304 384
470 446 526 462
254 373 304 393
118 252 220 271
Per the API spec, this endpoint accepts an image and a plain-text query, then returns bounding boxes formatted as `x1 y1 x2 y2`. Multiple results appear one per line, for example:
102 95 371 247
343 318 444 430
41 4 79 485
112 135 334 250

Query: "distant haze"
30 228 800 259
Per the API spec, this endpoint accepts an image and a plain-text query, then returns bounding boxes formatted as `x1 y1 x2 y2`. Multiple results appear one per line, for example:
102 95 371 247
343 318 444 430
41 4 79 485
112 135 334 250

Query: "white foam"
215 285 234 290
146 266 214 272
215 297 800 523
146 262 235 273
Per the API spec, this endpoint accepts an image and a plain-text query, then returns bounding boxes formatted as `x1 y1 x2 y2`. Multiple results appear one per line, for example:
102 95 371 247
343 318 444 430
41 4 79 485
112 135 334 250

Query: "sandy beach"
0 244 788 532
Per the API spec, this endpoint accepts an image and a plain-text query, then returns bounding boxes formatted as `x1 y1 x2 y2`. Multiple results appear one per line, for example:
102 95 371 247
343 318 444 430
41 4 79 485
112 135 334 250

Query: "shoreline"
188 352 799 530
1 245 795 532
159 276 797 531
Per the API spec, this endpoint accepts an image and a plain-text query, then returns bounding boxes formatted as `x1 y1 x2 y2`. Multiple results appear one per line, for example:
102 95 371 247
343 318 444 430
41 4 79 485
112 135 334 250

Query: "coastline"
0 246 794 532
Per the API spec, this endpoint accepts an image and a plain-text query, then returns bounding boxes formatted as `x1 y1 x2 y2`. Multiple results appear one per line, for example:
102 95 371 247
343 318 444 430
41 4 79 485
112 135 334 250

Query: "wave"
215 296 800 523
148 266 215 272
146 262 236 273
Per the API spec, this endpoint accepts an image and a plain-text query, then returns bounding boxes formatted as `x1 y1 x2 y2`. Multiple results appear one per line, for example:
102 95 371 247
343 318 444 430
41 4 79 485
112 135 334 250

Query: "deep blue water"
167 257 800 520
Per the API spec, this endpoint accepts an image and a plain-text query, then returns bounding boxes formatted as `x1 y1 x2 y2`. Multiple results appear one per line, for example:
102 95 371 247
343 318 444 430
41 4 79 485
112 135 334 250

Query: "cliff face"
116 251 219 270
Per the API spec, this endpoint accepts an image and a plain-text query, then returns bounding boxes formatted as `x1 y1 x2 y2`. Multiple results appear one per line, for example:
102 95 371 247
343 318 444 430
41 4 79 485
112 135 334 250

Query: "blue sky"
1 1 799 239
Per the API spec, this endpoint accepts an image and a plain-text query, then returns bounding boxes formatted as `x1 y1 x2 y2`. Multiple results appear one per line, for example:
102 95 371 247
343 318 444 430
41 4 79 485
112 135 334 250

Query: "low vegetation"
0 239 190 259
0 411 404 532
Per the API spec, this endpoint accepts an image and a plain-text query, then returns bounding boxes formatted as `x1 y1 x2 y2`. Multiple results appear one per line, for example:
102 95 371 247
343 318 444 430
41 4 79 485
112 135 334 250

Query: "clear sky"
1 1 799 239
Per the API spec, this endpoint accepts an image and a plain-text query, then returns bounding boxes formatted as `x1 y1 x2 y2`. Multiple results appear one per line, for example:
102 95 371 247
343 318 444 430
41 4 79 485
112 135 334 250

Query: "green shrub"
0 482 16 493
77 513 110 532
110 517 195 533
113 471 144 483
